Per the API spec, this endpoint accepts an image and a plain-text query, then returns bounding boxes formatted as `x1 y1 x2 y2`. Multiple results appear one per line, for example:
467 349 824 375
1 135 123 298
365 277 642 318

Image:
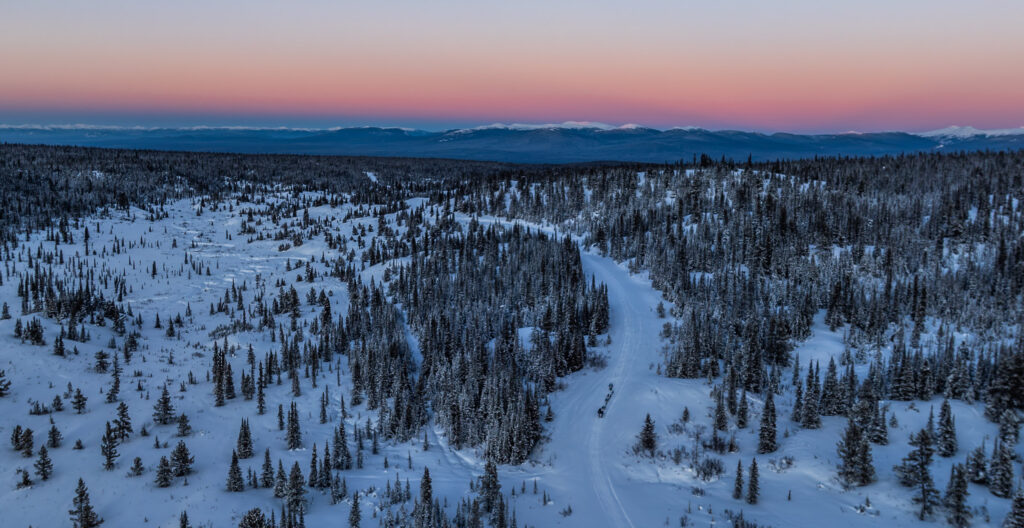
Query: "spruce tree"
0 369 11 397
34 444 53 480
758 391 777 454
153 386 175 425
746 459 759 505
733 459 744 500
114 402 132 440
237 419 254 458
989 439 1014 498
100 422 119 470
287 402 302 449
227 450 245 492
176 413 192 437
894 428 939 519
837 419 874 486
937 399 957 457
72 388 88 414
69 478 104 528
171 441 194 477
637 414 657 456
737 391 749 429
1006 488 1024 528
287 461 306 512
261 449 275 488
155 456 173 487
349 491 361 528
943 463 971 528
965 443 988 484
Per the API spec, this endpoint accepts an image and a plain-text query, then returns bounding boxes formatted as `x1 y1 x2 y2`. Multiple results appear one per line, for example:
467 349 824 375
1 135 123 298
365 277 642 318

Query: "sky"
2 0 1023 132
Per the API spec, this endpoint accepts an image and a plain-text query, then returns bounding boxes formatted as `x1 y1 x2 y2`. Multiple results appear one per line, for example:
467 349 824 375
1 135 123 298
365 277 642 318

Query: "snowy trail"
461 214 672 526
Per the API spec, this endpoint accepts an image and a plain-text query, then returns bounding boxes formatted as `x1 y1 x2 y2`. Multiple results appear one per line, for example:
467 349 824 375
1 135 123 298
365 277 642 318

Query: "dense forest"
1 143 1023 528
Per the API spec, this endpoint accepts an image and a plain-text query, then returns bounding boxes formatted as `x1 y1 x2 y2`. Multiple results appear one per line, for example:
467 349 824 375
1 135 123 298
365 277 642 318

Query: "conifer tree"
481 459 501 512
349 491 361 528
637 414 657 456
155 456 173 487
944 463 971 528
100 422 119 470
237 419 254 458
965 443 988 484
176 413 192 437
35 444 53 480
72 388 88 414
837 419 874 486
895 428 939 519
114 402 132 440
287 461 306 513
737 391 749 429
48 424 63 448
989 439 1014 498
153 386 175 425
746 459 759 505
758 391 777 454
733 459 744 500
69 478 104 528
0 369 11 397
1006 488 1024 528
287 402 302 449
227 450 245 492
261 449 275 488
937 399 957 457
171 441 194 477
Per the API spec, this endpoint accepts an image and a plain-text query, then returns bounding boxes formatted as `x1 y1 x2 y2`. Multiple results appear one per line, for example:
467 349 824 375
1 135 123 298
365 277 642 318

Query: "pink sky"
2 1 1022 131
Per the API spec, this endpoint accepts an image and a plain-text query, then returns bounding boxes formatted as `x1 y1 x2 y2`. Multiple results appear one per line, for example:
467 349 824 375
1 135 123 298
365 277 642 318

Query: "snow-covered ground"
0 195 1015 527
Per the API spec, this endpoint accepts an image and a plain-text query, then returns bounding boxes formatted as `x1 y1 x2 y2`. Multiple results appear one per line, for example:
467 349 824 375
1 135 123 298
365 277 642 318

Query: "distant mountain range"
3 122 1023 163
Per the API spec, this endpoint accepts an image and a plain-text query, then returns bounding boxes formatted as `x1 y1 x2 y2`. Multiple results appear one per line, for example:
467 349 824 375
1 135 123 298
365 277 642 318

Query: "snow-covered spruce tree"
480 459 501 513
69 478 104 528
757 391 777 454
837 419 874 487
637 414 657 456
287 401 302 450
989 439 1014 498
737 390 749 429
170 441 194 477
260 449 275 488
943 463 971 528
286 461 306 513
349 491 361 528
227 450 244 492
237 419 254 458
746 459 759 505
937 399 958 457
965 442 988 484
714 390 728 432
1006 488 1024 528
733 459 744 500
800 364 821 429
0 369 11 397
237 508 268 528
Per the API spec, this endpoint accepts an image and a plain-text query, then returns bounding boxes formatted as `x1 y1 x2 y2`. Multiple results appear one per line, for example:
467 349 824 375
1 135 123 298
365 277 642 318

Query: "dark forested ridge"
1 143 1023 528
